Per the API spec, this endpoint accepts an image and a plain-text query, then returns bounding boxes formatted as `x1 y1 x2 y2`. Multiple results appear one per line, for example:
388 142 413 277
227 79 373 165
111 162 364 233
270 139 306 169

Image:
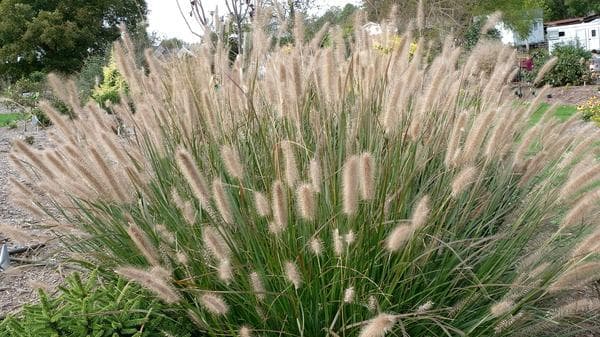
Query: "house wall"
496 19 545 46
547 19 600 52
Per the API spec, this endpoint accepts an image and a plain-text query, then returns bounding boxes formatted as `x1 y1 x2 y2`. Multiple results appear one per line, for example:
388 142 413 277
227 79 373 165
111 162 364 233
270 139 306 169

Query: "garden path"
0 111 65 316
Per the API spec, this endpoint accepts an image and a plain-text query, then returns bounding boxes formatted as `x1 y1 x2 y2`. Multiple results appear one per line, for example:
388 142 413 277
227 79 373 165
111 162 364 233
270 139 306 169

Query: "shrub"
521 47 549 84
0 272 195 337
579 95 600 125
463 16 501 50
77 51 111 102
91 53 128 109
1 72 75 125
541 44 593 86
9 25 600 337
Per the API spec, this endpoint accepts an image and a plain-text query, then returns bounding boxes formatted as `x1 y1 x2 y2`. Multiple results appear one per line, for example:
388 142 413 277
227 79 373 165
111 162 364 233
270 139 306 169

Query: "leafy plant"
10 23 600 337
521 47 549 84
0 272 195 337
463 16 501 50
541 44 593 86
91 53 128 109
579 95 600 125
77 51 111 102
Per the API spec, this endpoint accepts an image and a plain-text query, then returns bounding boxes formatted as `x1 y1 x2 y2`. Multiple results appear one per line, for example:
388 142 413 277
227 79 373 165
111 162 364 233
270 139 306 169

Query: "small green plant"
0 272 195 337
0 113 23 127
23 136 34 145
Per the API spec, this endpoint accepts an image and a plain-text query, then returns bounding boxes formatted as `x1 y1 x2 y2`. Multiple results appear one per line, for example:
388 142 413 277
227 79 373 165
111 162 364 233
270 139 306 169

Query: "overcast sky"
147 0 361 43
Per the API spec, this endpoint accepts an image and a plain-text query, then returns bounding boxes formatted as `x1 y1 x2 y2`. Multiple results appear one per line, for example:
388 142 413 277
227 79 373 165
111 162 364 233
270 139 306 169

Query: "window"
593 30 597 37
558 31 565 37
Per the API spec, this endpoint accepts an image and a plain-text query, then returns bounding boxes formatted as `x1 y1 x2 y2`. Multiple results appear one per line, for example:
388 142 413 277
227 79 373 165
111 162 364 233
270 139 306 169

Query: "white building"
496 19 545 47
546 15 600 53
495 10 545 47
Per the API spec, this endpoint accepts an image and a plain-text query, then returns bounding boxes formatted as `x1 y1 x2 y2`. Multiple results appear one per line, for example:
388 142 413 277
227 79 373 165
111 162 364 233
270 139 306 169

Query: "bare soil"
517 84 600 105
0 106 66 316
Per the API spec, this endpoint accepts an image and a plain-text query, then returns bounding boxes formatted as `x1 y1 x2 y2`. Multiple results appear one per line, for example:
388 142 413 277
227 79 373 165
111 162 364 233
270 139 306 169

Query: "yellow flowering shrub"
578 95 600 125
373 35 412 55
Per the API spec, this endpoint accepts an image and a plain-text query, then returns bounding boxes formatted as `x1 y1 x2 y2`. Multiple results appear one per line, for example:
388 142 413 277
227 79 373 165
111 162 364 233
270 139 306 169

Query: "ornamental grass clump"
9 13 600 337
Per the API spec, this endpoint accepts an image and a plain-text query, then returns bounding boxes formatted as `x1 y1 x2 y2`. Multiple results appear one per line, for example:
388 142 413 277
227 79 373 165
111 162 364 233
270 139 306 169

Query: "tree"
541 0 600 21
0 0 147 80
362 0 543 41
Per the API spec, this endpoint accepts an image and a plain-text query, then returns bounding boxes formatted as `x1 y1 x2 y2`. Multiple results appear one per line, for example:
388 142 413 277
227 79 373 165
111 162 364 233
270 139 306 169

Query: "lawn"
529 102 578 125
0 113 24 127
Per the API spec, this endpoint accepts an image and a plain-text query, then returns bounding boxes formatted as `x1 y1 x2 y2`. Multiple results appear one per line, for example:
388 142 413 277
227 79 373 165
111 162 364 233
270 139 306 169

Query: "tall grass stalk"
10 16 600 337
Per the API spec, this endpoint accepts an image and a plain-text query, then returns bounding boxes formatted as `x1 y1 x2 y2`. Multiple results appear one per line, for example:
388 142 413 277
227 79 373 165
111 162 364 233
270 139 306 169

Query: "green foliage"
521 47 550 83
1 71 73 126
463 17 502 50
77 51 111 102
91 54 128 108
305 4 358 41
541 0 600 21
0 113 24 127
0 272 195 337
364 0 543 41
0 0 147 80
578 96 600 125
159 38 185 51
529 102 578 124
544 44 592 86
2 72 46 109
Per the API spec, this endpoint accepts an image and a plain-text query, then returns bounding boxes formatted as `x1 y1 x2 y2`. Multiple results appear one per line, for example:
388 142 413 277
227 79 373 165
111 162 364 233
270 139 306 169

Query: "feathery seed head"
344 286 355 303
218 259 233 284
451 166 478 198
309 158 322 193
220 145 244 179
254 191 271 217
345 230 356 245
359 153 375 200
239 326 252 337
212 179 234 224
281 141 299 186
411 195 430 228
176 147 212 209
284 260 302 289
250 271 266 300
309 237 324 256
271 180 287 234
296 183 315 220
201 293 229 315
490 300 514 317
333 228 344 256
127 223 160 266
203 226 230 261
342 155 360 216
116 266 180 304
386 225 414 252
358 313 397 337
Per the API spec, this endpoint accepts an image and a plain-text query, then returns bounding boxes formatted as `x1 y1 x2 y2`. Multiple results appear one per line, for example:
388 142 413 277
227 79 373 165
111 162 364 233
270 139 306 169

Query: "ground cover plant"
529 102 578 125
0 113 23 127
0 272 195 337
9 14 600 337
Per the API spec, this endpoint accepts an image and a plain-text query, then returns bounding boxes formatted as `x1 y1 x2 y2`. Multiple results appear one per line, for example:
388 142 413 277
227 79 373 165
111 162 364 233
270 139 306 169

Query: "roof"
545 14 600 27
